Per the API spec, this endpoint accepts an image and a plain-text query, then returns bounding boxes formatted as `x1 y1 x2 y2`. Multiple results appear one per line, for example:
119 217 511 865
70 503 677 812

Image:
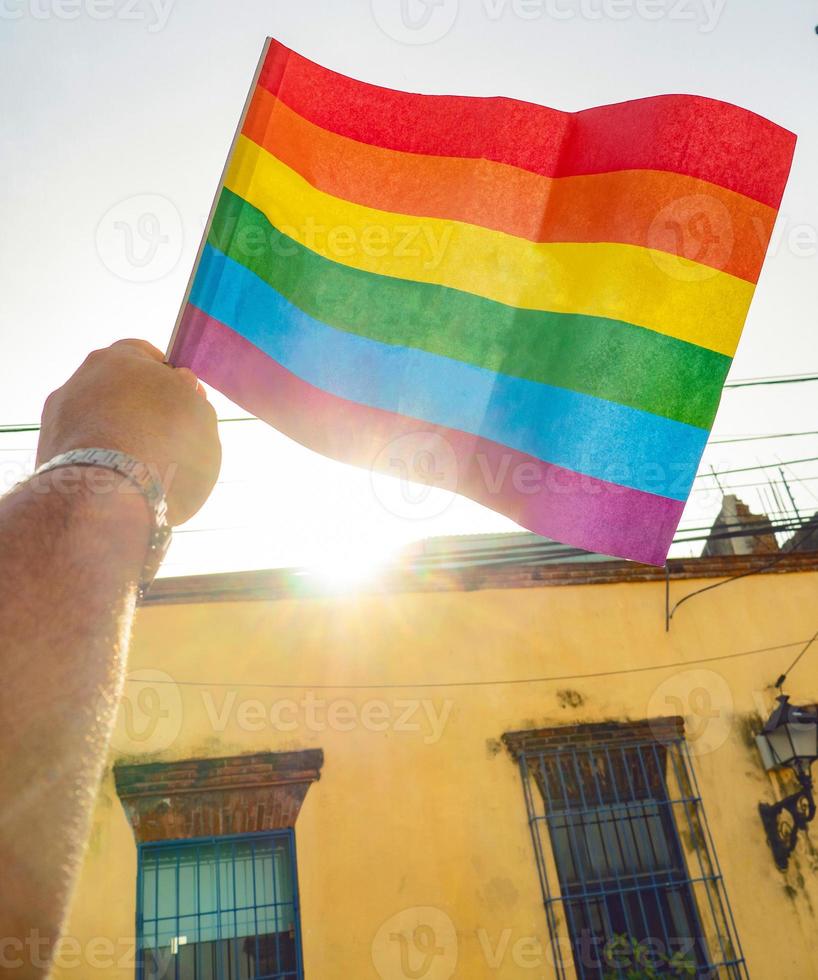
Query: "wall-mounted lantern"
756 694 818 870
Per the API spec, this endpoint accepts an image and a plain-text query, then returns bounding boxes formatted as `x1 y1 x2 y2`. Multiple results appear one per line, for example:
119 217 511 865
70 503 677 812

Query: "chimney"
702 495 780 557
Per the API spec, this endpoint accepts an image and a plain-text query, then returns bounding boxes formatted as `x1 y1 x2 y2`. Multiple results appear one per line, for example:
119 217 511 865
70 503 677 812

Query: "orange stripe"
244 85 775 285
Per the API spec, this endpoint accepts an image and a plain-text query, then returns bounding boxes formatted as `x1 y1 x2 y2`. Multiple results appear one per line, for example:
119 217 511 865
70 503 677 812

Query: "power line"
723 373 818 389
672 520 803 546
709 430 818 445
692 475 818 494
0 417 262 435
774 630 818 690
666 522 818 628
696 456 818 479
212 465 818 492
125 637 813 691
0 371 816 437
3 427 818 535
8 434 817 486
174 518 801 542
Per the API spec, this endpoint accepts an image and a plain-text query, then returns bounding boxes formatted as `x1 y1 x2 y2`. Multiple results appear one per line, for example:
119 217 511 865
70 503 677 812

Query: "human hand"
36 339 222 525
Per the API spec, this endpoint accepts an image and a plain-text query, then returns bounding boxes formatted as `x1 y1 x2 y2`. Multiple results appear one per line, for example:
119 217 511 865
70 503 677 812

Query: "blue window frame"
507 723 747 979
136 830 304 980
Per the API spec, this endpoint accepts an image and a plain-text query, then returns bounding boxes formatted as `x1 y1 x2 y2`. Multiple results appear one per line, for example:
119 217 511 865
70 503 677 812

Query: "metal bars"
135 830 304 980
515 732 748 979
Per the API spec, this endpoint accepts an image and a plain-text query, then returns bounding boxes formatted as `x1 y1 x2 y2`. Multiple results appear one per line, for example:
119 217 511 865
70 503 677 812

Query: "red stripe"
242 86 775 284
171 306 684 566
259 39 795 209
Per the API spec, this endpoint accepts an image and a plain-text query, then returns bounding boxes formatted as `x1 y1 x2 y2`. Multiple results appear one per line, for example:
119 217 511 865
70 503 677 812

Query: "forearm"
0 468 150 975
0 338 220 972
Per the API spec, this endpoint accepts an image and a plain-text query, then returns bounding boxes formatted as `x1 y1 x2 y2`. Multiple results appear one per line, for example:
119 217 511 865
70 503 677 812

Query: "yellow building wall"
56 568 818 979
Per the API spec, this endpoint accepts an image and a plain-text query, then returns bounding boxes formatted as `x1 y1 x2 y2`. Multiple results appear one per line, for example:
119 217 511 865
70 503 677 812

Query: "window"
504 719 747 979
136 831 303 980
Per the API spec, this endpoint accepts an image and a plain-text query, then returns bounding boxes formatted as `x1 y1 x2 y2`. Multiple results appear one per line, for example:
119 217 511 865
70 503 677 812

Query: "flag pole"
165 37 273 362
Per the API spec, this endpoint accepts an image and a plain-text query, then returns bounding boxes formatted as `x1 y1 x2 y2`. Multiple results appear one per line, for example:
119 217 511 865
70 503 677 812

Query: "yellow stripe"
225 135 754 357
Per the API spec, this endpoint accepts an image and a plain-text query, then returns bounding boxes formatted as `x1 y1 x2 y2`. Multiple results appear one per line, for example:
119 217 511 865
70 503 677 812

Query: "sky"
1 0 817 578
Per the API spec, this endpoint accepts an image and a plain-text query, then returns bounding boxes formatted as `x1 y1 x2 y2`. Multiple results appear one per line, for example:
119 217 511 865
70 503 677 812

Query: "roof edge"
142 550 818 607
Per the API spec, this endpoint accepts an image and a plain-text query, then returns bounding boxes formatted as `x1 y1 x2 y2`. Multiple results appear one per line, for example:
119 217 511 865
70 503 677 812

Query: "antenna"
779 467 802 525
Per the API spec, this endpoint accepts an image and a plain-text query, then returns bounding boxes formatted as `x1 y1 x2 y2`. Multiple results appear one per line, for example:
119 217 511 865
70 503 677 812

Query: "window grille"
505 719 747 979
136 830 303 980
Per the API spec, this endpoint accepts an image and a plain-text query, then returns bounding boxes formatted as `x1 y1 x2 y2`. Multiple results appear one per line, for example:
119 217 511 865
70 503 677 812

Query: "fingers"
109 339 165 361
174 366 199 390
110 340 209 400
173 366 209 402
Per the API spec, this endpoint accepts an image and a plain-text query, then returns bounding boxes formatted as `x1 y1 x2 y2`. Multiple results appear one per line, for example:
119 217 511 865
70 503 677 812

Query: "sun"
306 540 395 591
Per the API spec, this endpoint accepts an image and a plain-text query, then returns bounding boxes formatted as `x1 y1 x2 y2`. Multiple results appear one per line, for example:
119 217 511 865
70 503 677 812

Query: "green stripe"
209 188 730 429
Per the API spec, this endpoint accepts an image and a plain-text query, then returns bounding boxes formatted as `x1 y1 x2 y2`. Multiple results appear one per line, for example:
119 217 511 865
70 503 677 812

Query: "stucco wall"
54 566 818 978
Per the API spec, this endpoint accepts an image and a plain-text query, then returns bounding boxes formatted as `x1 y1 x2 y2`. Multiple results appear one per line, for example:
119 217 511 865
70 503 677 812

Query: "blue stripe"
191 245 705 499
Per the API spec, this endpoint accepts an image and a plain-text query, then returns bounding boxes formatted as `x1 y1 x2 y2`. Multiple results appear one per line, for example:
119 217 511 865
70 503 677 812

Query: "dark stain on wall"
556 689 585 709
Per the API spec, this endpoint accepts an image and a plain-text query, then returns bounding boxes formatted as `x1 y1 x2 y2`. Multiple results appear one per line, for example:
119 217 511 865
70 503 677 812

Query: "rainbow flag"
169 38 796 565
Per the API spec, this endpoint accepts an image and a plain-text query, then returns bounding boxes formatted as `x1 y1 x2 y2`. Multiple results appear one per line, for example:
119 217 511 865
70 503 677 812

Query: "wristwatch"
34 448 172 598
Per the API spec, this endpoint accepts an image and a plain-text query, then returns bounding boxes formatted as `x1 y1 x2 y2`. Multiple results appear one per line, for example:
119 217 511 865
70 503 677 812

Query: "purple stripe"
172 306 684 564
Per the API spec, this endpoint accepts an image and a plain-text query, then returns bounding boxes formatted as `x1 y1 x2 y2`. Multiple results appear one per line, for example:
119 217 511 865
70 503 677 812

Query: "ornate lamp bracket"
759 771 816 871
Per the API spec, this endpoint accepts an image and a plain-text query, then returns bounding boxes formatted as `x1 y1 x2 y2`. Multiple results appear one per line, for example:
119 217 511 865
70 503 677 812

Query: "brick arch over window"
114 750 323 844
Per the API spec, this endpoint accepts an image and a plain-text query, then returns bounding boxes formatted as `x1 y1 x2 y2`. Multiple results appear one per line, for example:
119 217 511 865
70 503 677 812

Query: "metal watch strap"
34 448 172 598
